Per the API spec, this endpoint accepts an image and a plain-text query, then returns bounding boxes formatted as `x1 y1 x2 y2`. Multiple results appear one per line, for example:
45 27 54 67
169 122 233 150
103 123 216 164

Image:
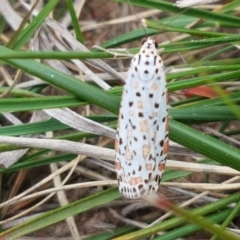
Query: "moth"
115 38 168 199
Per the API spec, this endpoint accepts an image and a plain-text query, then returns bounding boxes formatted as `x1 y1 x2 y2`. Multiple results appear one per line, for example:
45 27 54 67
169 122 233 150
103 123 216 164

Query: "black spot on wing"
155 103 159 108
138 55 141 65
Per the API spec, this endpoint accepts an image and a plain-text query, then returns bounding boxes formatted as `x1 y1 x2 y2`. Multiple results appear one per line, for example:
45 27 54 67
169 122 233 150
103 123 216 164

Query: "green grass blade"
112 192 240 240
170 120 240 171
0 188 120 239
66 0 84 43
154 209 240 240
168 70 240 91
170 106 240 121
13 0 59 50
0 96 85 112
159 200 240 240
144 19 227 37
0 45 120 114
115 0 240 27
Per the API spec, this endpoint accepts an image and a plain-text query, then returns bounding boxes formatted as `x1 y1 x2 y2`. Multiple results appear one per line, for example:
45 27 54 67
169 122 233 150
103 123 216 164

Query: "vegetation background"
0 0 240 239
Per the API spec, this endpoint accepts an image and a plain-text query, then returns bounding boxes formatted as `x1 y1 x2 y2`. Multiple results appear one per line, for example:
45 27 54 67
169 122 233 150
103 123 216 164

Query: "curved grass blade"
0 188 120 239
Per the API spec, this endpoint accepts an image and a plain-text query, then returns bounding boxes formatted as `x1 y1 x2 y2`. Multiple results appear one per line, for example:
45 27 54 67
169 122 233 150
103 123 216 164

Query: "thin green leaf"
0 116 116 136
162 201 240 240
170 106 240 121
115 0 240 27
66 0 84 43
170 120 240 171
13 0 59 50
154 209 240 240
0 96 85 112
0 188 120 239
168 70 240 92
112 192 240 240
0 45 120 114
144 19 227 37
211 199 240 240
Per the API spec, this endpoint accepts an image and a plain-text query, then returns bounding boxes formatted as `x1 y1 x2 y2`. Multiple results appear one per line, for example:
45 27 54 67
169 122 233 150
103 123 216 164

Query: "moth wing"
116 52 167 199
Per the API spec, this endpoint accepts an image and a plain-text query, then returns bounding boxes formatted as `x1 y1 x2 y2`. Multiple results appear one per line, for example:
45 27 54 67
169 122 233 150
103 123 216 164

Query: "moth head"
142 38 158 50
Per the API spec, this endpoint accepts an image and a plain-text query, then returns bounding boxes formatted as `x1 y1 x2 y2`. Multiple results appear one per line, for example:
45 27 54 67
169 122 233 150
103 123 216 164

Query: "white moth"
115 38 168 199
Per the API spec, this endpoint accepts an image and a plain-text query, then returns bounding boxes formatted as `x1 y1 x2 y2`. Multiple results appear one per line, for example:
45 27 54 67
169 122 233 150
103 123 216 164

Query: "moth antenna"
127 0 148 37
153 7 189 39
